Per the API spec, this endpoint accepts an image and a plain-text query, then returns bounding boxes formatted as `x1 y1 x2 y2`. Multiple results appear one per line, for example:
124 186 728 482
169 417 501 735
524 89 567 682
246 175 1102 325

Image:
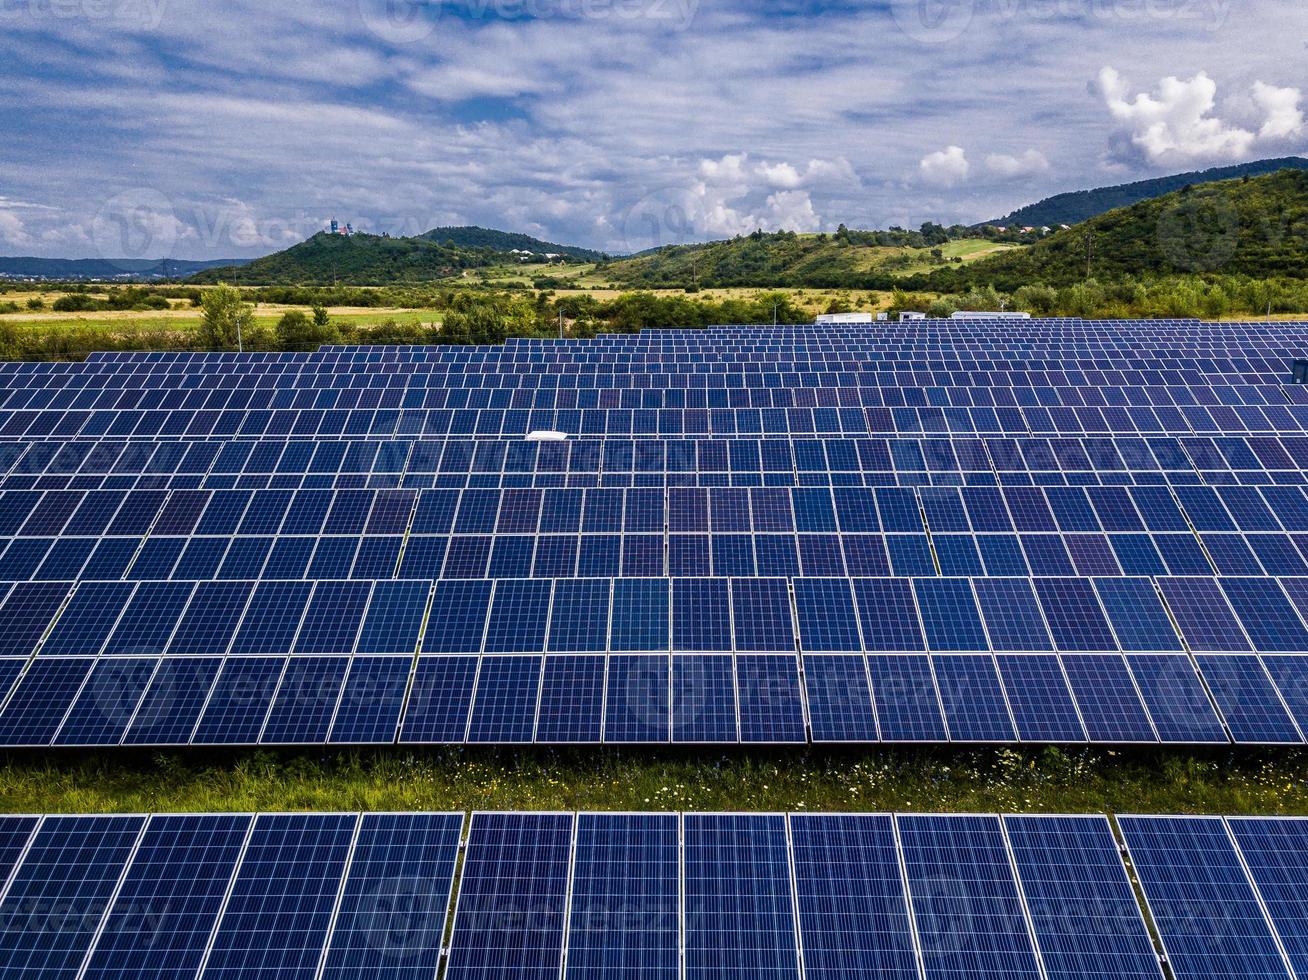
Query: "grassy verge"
2 746 1306 815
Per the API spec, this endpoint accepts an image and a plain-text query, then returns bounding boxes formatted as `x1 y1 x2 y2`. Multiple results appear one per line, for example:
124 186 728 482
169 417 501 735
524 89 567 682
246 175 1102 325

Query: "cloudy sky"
2 0 1306 259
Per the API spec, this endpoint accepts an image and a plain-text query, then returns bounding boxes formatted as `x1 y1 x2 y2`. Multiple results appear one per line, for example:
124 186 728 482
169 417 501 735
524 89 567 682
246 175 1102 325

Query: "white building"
814 312 875 325
950 311 1031 320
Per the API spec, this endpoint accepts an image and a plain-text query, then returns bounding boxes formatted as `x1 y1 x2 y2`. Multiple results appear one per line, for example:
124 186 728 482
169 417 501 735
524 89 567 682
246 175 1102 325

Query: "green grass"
3 746 1307 815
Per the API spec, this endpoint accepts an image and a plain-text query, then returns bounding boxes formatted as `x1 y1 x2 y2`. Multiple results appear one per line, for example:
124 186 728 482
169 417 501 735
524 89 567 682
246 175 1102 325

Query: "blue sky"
1 0 1305 259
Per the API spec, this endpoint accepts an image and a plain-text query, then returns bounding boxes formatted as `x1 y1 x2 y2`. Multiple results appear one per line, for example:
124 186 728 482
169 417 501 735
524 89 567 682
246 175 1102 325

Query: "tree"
311 304 330 328
275 309 339 351
198 284 254 350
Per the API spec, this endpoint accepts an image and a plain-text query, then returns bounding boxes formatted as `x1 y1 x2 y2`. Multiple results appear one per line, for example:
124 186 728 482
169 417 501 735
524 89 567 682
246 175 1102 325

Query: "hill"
191 226 602 285
603 229 1020 289
422 226 606 262
935 168 1308 291
0 256 248 281
986 157 1308 229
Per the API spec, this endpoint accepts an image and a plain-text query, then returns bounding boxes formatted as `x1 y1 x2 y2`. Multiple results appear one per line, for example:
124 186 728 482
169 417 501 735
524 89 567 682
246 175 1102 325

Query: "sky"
1 0 1306 260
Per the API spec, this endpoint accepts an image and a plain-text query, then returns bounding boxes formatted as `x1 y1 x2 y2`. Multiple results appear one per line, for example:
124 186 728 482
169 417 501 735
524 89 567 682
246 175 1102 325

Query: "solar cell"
1004 815 1163 980
82 813 252 980
1227 817 1308 979
897 813 1042 980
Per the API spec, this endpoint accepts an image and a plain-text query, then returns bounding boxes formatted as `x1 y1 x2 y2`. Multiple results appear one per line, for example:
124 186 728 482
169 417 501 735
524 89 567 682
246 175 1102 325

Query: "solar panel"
789 813 919 980
1004 815 1163 980
897 814 1042 980
1120 815 1293 980
200 812 358 980
1228 817 1308 978
564 813 679 979
682 813 801 979
445 812 572 980
82 813 251 980
319 812 463 980
0 814 145 979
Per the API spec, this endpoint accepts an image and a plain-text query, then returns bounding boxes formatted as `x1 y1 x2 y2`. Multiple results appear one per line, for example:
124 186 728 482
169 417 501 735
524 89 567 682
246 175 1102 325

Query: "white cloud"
1098 67 1256 163
985 149 1050 178
0 211 32 247
1253 81 1304 140
919 146 970 187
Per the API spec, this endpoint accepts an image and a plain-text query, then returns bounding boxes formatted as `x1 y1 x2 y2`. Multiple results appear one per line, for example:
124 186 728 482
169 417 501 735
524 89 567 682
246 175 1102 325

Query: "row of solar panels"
1 646 1304 745
5 482 1308 539
8 403 1308 438
8 574 1308 656
13 434 1308 479
7 380 1303 412
0 811 1306 980
10 528 1308 580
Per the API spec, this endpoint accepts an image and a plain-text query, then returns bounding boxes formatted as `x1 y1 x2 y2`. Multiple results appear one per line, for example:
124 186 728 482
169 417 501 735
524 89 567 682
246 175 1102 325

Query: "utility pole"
558 309 569 339
1084 232 1094 280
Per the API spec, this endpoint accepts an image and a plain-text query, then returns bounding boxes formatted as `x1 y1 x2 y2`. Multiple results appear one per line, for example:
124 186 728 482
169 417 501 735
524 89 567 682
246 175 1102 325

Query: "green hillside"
938 168 1308 291
423 226 606 262
603 228 1019 289
987 157 1308 229
191 227 598 285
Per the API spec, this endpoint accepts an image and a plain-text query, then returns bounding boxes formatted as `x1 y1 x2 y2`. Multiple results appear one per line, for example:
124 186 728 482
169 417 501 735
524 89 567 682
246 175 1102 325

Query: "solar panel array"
6 318 1308 743
4 810 1308 980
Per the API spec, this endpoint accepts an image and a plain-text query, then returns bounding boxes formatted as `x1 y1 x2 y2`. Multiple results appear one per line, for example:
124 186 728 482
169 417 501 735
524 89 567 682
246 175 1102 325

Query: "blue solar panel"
260 656 349 743
191 657 283 745
355 580 429 654
736 655 806 742
565 813 679 979
683 813 800 979
54 657 155 746
1127 653 1229 743
933 654 1017 741
0 814 145 979
913 579 988 652
671 654 737 742
82 813 251 980
0 657 94 745
605 654 670 742
803 654 878 741
328 656 411 743
445 812 572 980
319 813 463 980
1061 654 1157 742
1005 815 1164 980
1120 815 1293 980
467 655 541 743
398 655 477 742
123 656 222 745
996 654 1086 742
866 654 946 741
1196 654 1302 743
1228 817 1308 979
201 812 358 980
898 814 1042 980
534 654 604 743
789 813 919 980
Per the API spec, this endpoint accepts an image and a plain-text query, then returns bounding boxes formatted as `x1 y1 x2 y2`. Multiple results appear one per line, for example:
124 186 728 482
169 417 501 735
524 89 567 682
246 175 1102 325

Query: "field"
2 746 1307 816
